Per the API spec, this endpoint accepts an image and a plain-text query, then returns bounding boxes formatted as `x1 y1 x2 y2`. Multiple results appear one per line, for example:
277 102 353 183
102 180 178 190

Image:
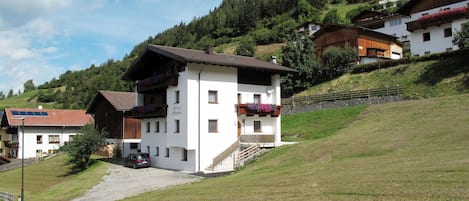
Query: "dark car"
124 153 151 169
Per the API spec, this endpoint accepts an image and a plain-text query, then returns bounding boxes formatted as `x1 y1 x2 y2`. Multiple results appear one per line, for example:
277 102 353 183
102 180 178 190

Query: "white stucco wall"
374 16 410 42
139 63 284 172
408 1 469 56
18 126 81 159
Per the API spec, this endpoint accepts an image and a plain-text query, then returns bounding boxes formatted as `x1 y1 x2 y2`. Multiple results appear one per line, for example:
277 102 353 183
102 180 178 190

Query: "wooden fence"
282 85 403 105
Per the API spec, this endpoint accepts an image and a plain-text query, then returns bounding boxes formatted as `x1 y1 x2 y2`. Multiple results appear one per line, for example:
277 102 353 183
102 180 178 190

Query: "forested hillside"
0 0 402 109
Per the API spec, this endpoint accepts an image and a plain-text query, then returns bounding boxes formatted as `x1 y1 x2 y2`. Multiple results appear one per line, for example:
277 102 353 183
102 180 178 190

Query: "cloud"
0 0 71 30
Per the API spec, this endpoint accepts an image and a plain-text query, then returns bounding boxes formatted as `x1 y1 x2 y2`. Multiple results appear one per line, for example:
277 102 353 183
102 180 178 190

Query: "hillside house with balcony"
87 90 142 158
122 45 297 172
0 108 92 159
352 10 411 42
398 0 469 56
313 24 403 64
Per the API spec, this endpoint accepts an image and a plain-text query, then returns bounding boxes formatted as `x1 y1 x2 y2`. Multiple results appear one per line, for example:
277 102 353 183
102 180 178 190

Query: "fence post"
292 96 295 112
368 88 370 99
350 90 353 99
386 86 389 96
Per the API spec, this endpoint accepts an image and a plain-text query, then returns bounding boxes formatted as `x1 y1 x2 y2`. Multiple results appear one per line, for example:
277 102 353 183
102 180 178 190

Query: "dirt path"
72 163 201 201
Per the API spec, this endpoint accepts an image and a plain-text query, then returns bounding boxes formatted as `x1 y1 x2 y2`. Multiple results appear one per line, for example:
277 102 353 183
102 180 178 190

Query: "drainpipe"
197 66 205 172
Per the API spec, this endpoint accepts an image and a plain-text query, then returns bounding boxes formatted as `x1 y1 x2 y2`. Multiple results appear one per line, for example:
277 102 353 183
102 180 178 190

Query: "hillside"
296 55 469 99
0 0 388 110
125 94 469 200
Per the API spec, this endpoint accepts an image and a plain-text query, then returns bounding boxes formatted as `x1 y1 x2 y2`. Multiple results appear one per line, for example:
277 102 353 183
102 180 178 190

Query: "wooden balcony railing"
407 7 468 32
131 104 167 118
137 74 178 92
236 104 282 117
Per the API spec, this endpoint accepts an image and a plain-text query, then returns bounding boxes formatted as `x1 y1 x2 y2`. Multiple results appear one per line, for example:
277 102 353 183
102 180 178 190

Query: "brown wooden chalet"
313 24 403 63
398 0 469 32
351 10 389 29
86 90 141 140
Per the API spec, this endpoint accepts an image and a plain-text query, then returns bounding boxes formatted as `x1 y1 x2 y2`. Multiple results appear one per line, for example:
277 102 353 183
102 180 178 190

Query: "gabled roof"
313 24 402 46
86 90 136 113
1 108 92 127
123 45 297 80
351 10 388 24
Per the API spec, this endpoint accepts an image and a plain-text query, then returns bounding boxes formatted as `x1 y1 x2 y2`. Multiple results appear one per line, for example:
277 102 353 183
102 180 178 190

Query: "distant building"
87 90 142 157
352 10 411 42
398 0 469 56
297 22 321 37
0 108 92 159
313 24 403 64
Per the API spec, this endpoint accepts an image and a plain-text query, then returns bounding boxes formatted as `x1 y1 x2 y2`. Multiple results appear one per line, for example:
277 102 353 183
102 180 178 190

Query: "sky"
0 0 223 95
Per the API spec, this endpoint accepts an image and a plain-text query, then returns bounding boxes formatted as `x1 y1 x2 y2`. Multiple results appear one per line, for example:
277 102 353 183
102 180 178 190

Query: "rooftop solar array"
11 111 48 117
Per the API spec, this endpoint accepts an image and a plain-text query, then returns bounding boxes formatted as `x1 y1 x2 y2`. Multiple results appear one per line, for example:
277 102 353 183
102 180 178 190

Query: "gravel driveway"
72 163 202 201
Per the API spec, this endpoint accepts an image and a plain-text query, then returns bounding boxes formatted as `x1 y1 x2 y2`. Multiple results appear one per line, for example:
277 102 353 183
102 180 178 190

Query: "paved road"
72 163 202 201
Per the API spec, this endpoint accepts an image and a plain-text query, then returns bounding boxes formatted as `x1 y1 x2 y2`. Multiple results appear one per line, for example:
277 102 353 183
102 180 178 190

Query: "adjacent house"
297 22 321 37
313 24 403 64
86 90 142 157
0 108 92 159
398 0 469 56
122 45 297 172
352 10 411 42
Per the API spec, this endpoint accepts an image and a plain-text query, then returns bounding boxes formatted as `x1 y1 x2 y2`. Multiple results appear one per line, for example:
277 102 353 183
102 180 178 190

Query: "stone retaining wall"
282 96 406 115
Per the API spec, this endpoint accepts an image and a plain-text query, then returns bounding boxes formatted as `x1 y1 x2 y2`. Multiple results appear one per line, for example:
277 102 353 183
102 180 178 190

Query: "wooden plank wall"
124 118 141 139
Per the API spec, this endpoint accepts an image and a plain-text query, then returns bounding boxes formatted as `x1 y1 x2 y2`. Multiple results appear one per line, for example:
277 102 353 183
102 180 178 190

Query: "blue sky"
0 0 222 95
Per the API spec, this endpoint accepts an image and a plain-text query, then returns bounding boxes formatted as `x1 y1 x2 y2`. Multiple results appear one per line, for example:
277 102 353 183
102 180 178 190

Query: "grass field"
124 94 469 201
296 56 469 99
0 154 108 201
0 89 59 110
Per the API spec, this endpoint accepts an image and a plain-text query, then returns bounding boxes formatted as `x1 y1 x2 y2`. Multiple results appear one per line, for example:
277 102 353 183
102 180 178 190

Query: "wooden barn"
87 90 141 157
313 24 403 64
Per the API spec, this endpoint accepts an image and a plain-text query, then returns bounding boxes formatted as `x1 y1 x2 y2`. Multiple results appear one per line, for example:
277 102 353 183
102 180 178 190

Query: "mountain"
0 0 400 109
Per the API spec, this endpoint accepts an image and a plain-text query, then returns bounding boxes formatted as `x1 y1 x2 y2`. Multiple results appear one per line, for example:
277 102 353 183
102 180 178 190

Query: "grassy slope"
0 89 60 110
124 94 469 201
297 56 469 98
0 154 108 201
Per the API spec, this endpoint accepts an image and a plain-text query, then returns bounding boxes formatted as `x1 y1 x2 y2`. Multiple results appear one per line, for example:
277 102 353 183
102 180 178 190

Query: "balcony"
236 104 282 117
137 74 178 93
407 7 468 32
130 104 167 119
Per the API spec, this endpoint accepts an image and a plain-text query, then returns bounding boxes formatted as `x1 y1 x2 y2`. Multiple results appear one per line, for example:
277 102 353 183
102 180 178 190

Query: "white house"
352 10 411 42
398 0 469 56
0 108 92 159
122 45 297 172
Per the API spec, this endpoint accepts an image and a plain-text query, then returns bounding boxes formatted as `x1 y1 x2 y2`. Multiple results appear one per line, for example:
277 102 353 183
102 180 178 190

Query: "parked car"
124 153 151 169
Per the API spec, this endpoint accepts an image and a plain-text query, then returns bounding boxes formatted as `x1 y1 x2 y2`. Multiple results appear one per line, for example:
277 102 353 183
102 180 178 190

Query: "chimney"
271 56 277 64
205 46 213 54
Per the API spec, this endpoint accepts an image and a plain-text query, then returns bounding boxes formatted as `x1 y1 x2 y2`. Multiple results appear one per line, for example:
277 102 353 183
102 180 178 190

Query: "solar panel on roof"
10 110 49 117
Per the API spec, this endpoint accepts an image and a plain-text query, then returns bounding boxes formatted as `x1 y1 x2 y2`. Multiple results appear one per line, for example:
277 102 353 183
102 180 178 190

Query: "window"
175 90 180 104
208 90 218 104
175 120 180 133
253 94 261 104
155 146 159 156
130 143 138 150
424 51 431 55
36 135 43 144
48 135 60 144
254 121 262 132
164 121 167 133
182 149 188 161
165 148 170 157
155 121 160 133
390 18 401 26
237 93 242 104
444 28 452 38
208 120 218 133
146 122 151 133
423 32 430 42
69 135 75 142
